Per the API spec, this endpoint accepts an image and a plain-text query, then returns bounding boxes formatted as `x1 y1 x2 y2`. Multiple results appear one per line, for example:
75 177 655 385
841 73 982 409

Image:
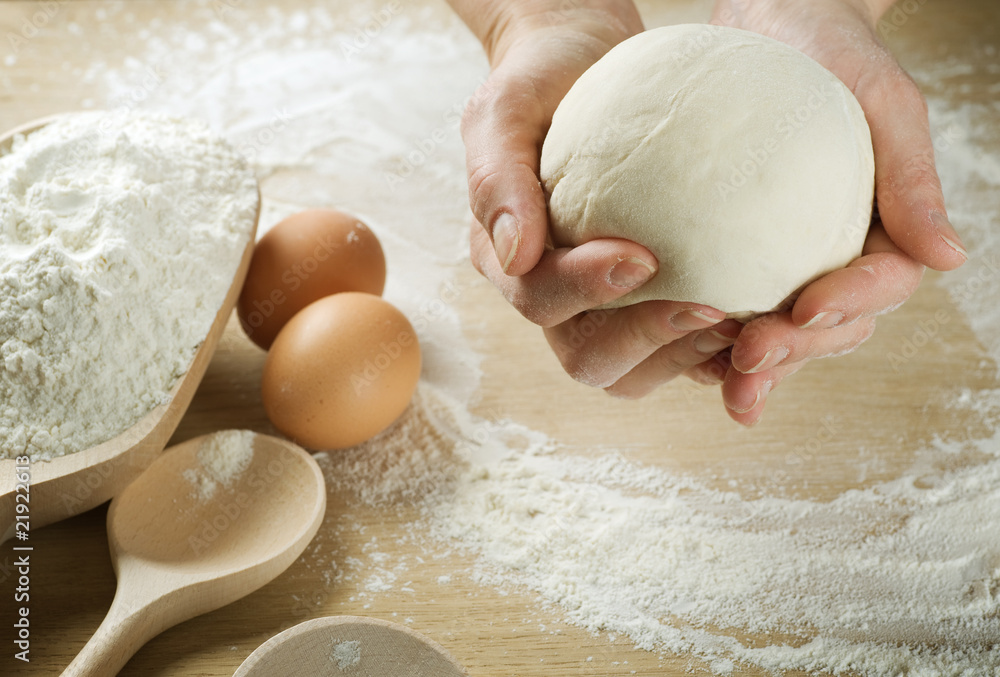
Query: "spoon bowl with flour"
234 615 468 677
62 430 326 676
0 112 260 542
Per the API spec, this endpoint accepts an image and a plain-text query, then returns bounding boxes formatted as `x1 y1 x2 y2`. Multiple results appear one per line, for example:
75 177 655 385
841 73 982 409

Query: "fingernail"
493 213 520 273
729 381 772 415
940 234 968 259
730 391 761 415
742 346 789 374
931 211 968 260
608 257 656 289
702 372 725 385
670 309 724 331
694 329 735 354
799 311 844 330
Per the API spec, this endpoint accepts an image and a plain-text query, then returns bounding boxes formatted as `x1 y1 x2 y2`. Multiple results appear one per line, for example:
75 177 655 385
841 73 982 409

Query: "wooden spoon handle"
61 595 155 677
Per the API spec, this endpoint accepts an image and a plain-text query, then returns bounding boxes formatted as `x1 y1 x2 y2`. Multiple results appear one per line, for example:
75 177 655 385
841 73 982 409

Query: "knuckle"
626 311 675 349
872 63 927 115
893 71 929 116
467 156 538 231
461 85 513 225
549 318 618 387
461 78 542 229
897 152 942 193
508 289 552 327
873 73 942 208
462 76 533 136
563 256 598 304
466 160 505 229
649 347 689 382
560 352 602 387
459 80 500 138
555 341 611 388
880 251 924 289
460 76 514 152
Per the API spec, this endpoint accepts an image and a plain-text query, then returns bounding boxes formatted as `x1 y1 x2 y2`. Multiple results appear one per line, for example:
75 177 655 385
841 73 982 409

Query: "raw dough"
540 24 875 316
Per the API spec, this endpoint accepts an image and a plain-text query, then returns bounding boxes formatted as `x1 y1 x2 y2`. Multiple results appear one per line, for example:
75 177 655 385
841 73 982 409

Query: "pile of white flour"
0 112 258 460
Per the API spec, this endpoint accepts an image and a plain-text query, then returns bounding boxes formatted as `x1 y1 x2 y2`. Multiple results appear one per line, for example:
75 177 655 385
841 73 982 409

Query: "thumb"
461 72 550 276
854 62 967 271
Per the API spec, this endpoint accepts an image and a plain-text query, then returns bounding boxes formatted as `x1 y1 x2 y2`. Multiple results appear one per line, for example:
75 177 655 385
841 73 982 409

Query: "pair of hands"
448 0 967 425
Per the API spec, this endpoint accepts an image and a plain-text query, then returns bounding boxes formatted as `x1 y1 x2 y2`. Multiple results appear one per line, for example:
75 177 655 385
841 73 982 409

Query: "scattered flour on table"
183 429 256 501
77 2 1000 675
0 111 257 460
331 640 361 670
320 381 1000 677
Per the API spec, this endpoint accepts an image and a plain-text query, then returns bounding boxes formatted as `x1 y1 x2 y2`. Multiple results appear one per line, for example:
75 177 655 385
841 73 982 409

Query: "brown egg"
261 292 421 450
238 209 386 349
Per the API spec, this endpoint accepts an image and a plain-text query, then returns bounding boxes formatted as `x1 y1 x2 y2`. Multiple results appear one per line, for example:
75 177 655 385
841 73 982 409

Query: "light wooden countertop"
1 0 998 675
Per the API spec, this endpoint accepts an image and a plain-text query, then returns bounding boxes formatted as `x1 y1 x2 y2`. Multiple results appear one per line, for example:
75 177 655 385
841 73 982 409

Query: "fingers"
715 306 877 427
790 222 924 330
726 299 878 426
543 307 731 389
721 361 808 426
683 349 733 386
721 299 878 427
729 225 903 376
601 320 741 397
730 312 877 376
461 72 550 276
471 221 659 327
688 325 859 426
853 58 967 271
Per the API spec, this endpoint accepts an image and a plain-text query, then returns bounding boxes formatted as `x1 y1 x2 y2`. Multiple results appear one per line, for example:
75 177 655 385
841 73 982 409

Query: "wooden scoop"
0 113 259 543
233 616 468 677
62 431 326 676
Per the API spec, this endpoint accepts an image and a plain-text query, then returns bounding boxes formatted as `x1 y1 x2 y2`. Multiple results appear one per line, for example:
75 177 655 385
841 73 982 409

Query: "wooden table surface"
1 0 998 675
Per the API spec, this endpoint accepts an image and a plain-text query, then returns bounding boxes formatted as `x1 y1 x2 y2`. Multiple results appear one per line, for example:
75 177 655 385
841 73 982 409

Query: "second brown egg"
238 208 386 349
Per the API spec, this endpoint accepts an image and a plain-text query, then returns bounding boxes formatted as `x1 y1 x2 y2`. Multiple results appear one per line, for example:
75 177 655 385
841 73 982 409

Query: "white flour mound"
0 111 258 461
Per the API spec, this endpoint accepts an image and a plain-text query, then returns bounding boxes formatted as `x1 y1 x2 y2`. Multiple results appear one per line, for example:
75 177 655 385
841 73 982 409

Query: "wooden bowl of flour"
0 114 260 542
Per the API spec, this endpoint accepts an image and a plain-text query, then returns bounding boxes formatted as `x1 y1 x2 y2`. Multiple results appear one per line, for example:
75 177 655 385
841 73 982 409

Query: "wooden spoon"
62 431 326 676
0 113 259 543
233 616 468 677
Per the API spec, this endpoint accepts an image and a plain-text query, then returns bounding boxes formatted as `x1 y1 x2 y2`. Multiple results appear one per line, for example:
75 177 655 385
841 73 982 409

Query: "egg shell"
238 209 386 349
261 292 421 449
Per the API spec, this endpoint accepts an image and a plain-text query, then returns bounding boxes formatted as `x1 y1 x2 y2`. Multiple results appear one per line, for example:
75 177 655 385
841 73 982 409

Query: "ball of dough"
540 24 875 317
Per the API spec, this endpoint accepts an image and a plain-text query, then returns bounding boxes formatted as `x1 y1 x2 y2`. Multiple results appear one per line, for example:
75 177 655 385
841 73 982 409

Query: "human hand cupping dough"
699 0 966 424
450 0 741 401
